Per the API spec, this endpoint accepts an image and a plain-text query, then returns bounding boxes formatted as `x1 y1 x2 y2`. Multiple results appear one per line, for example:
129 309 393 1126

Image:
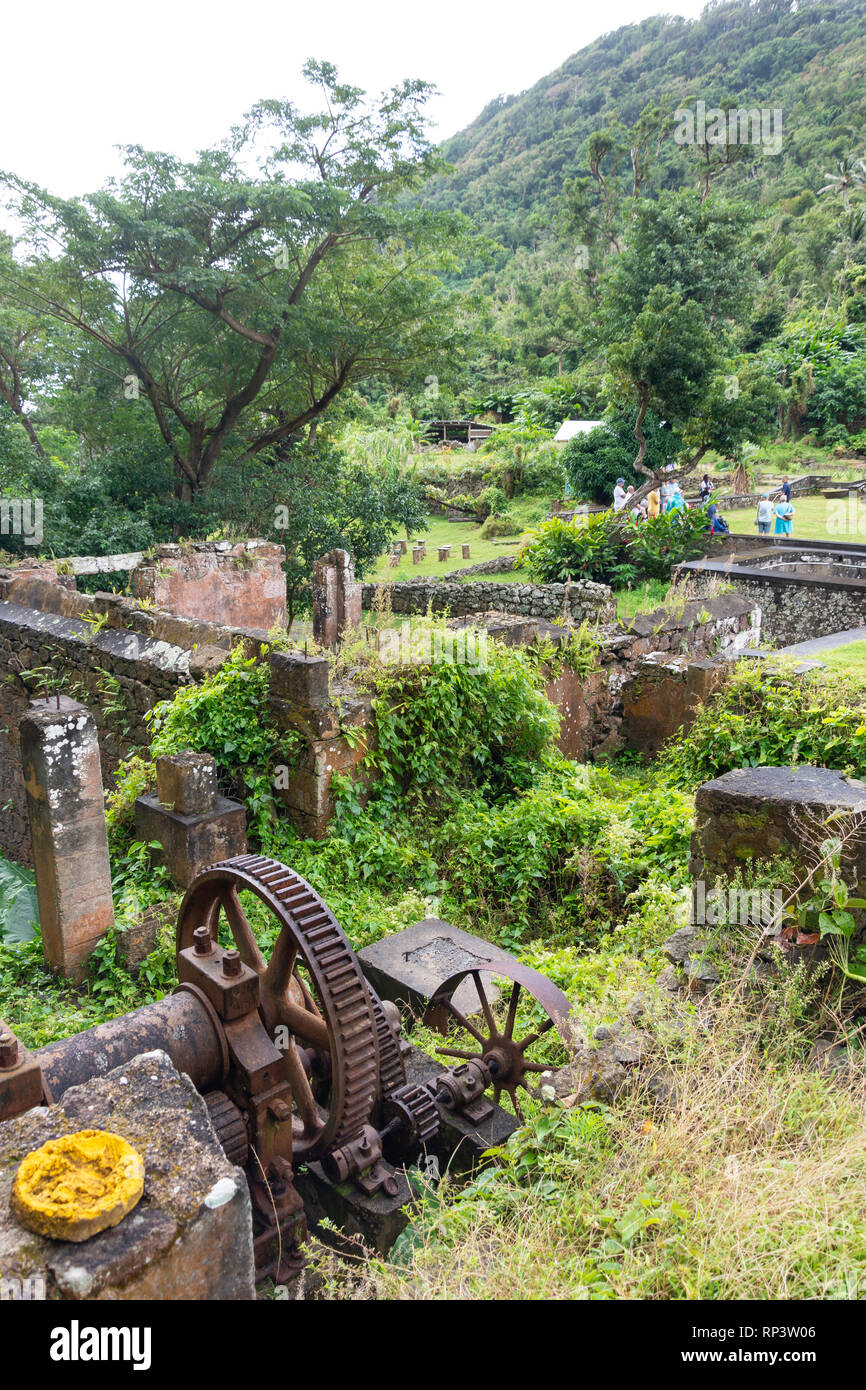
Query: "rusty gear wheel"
368 982 406 1102
430 961 576 1122
178 854 378 1161
382 1082 440 1160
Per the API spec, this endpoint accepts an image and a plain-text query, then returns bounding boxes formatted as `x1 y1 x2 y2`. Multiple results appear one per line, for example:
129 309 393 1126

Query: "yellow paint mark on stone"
11 1130 144 1242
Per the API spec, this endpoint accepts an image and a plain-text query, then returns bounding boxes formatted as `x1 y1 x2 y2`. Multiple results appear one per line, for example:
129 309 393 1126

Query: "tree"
0 61 472 502
562 407 678 504
203 439 417 630
600 192 778 500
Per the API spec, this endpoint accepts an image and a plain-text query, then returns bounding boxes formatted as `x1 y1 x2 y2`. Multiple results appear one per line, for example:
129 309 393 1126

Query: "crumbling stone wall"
0 602 191 865
132 540 286 631
361 576 616 624
681 562 866 643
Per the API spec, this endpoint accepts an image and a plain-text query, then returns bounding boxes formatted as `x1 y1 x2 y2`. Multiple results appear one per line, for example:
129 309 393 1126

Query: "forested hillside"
417 0 866 399
429 0 866 248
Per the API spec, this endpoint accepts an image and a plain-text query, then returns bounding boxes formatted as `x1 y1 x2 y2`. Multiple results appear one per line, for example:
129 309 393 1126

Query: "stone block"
690 765 866 889
312 549 361 647
156 751 218 815
294 1161 413 1257
462 544 471 560
189 644 231 678
0 1050 255 1300
269 651 330 709
117 900 175 975
134 793 247 888
18 697 114 981
358 919 510 1026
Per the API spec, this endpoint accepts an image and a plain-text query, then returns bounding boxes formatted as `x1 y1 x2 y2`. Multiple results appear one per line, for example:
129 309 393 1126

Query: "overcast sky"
3 0 710 197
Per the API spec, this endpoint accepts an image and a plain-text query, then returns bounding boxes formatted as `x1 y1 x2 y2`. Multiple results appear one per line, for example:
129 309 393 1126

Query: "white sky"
2 0 710 197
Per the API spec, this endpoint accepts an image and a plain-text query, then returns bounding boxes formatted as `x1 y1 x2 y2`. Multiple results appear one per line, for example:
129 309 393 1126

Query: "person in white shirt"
756 495 773 534
613 477 628 511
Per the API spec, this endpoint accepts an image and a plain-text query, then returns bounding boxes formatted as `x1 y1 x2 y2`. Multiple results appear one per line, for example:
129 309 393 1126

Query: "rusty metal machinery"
428 960 575 1123
0 853 576 1280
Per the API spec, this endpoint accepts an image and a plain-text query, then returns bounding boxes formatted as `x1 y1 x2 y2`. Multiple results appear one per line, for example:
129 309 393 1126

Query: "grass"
613 578 672 623
370 494 549 581
817 640 866 677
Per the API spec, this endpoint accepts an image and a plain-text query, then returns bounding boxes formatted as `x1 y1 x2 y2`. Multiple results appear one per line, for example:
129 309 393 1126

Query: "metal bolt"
0 1031 19 1069
193 926 213 955
222 948 242 977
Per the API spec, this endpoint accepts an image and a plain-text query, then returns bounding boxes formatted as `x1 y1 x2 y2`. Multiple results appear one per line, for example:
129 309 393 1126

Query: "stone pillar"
312 549 362 647
462 544 471 560
134 751 247 888
412 548 424 565
438 546 451 562
19 696 114 981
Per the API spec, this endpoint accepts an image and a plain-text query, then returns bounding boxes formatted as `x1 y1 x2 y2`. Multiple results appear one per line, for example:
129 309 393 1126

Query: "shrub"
662 661 866 789
481 514 520 538
519 509 710 586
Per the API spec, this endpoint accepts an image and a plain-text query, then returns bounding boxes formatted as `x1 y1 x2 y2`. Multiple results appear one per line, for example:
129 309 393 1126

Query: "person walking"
756 494 773 534
773 497 795 534
613 477 628 511
647 488 661 519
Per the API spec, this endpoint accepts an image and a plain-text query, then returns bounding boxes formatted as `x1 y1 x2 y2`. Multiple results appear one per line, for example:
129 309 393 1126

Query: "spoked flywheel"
177 854 378 1160
430 960 575 1122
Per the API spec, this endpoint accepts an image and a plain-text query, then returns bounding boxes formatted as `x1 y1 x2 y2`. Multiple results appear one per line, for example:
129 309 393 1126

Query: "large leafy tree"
0 61 471 502
599 191 780 500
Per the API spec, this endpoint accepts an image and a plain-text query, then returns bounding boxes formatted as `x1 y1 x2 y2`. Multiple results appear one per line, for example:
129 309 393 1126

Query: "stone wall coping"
679 557 866 594
0 599 191 675
695 765 866 809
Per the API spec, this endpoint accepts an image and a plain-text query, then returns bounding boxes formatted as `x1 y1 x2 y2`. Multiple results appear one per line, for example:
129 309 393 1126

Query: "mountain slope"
426 0 866 249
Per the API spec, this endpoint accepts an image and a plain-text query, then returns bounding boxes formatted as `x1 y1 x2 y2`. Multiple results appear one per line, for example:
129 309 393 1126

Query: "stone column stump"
135 752 246 888
19 696 115 981
312 549 362 647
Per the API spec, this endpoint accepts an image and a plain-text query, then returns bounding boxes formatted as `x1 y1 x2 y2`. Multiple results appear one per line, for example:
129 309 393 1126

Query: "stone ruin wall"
0 546 760 860
361 575 616 625
0 542 286 866
0 593 192 865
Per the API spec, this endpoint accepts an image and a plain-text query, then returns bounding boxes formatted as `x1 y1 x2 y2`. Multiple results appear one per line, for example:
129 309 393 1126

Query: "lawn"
370 494 549 581
817 640 866 678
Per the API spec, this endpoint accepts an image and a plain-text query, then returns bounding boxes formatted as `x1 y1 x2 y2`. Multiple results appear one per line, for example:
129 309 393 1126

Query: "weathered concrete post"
312 549 362 647
19 696 114 981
